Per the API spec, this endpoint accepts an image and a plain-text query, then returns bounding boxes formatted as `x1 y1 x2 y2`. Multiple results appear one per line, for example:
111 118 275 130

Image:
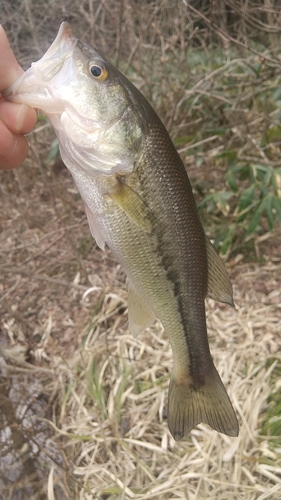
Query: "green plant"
261 360 281 445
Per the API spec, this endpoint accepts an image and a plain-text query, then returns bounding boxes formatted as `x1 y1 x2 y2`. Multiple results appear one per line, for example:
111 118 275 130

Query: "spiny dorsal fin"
205 234 234 307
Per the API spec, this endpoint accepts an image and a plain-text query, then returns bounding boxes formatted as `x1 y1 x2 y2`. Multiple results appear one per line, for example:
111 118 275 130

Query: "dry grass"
49 264 281 500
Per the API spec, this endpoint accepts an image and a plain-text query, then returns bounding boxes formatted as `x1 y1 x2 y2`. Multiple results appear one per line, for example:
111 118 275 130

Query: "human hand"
0 25 37 170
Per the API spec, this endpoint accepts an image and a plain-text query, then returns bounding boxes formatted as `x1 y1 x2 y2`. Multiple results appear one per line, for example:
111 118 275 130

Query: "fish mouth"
41 22 74 61
2 22 76 107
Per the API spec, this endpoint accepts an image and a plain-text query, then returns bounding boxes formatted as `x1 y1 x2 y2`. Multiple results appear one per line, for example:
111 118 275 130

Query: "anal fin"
127 283 156 338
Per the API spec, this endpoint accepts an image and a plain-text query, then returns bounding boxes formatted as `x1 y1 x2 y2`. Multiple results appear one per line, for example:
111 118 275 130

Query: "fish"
3 22 239 440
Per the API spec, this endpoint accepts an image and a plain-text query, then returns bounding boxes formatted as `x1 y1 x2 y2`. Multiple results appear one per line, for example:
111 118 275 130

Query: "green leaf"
257 165 272 186
272 196 281 225
198 193 215 208
246 198 266 236
174 134 195 146
263 125 281 144
272 168 281 196
216 149 237 163
265 194 274 231
220 224 236 255
235 163 251 181
260 184 269 196
205 127 226 135
237 185 255 222
226 170 238 193
270 88 281 102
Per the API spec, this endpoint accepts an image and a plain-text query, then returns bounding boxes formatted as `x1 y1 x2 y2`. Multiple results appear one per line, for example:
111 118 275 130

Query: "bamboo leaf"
265 195 274 231
272 196 281 226
237 185 255 222
246 198 266 236
226 170 238 193
220 224 236 255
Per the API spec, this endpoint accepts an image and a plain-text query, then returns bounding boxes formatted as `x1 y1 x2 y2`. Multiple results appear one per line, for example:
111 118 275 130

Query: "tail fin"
168 366 238 441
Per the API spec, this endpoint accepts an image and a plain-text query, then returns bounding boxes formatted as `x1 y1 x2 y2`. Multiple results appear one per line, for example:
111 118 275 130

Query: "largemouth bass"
3 23 238 440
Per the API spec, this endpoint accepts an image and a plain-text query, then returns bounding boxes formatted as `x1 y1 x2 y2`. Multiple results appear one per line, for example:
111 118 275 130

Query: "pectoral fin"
84 203 106 251
127 283 156 337
109 181 152 233
205 235 234 307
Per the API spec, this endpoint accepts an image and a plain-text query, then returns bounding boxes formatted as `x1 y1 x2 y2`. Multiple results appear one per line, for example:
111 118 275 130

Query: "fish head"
3 22 144 177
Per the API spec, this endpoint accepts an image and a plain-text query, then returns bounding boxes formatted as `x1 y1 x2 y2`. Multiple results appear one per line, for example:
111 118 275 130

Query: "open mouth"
40 22 75 62
2 22 76 103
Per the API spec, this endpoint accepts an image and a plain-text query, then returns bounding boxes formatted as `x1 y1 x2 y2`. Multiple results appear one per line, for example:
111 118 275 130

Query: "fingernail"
15 104 29 132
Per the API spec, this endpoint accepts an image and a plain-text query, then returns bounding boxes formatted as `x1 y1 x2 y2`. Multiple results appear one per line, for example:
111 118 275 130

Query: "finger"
0 101 37 134
0 121 29 170
0 25 23 90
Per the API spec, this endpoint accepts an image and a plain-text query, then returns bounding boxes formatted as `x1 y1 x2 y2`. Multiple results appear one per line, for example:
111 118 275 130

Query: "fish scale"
3 22 239 440
139 121 211 376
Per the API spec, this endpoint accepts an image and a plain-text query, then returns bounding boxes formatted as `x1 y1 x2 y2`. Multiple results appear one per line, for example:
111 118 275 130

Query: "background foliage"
2 0 281 256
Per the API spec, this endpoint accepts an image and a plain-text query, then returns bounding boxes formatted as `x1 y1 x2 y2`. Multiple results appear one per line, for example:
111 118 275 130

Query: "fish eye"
89 62 108 81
